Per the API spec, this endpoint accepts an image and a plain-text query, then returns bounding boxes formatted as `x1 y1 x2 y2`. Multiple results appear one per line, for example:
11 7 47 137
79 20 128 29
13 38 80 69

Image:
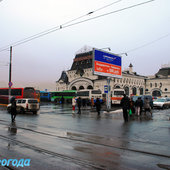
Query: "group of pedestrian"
121 94 152 122
72 97 102 116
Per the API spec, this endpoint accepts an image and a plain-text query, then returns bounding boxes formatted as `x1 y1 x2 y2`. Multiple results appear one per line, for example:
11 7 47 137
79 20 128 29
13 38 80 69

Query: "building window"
115 85 120 88
87 85 93 89
165 88 168 91
132 87 137 95
152 90 161 97
79 86 84 90
124 86 129 96
140 88 144 95
160 83 162 88
72 86 77 90
150 83 152 88
155 83 157 87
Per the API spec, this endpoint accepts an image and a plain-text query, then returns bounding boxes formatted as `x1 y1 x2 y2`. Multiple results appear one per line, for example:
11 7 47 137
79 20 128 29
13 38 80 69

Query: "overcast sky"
0 0 170 90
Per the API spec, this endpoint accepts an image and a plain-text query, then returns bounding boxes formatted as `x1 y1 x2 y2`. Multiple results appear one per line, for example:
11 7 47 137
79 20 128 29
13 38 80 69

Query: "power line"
0 0 122 52
125 33 170 53
0 0 156 52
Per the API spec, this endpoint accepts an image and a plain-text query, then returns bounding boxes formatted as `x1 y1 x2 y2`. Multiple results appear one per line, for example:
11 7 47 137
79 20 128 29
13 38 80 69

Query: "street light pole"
106 77 111 112
100 47 111 51
8 46 12 103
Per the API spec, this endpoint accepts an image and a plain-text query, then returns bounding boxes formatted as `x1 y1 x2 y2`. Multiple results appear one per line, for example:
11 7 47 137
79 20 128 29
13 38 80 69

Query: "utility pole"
106 77 111 112
8 46 12 103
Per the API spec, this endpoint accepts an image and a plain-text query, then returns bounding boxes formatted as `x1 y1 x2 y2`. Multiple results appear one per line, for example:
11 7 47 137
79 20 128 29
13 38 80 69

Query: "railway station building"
56 46 170 97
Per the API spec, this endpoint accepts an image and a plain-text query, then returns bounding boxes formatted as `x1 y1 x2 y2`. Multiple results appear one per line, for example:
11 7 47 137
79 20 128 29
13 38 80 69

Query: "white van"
7 98 40 114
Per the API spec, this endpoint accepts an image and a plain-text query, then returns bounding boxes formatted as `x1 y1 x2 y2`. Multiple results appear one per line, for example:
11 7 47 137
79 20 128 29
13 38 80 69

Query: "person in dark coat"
135 97 143 116
10 97 17 122
77 97 82 114
60 96 64 104
120 94 130 122
95 98 101 116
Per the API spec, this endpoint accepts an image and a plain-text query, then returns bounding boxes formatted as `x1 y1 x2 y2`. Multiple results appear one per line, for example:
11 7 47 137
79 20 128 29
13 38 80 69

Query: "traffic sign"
104 85 108 93
8 82 13 87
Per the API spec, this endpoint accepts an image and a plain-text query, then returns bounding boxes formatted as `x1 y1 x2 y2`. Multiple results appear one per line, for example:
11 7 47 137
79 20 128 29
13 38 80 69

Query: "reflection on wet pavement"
0 103 169 169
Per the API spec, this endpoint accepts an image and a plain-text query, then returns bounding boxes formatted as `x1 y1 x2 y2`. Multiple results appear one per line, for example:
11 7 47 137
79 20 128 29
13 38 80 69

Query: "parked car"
7 98 40 114
153 98 170 109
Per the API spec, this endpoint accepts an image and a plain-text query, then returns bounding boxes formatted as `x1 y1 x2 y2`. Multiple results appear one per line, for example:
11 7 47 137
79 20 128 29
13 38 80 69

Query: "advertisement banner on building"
93 49 122 78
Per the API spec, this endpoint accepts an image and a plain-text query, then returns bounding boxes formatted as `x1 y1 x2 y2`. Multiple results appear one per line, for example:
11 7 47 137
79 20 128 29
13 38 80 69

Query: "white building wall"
146 78 170 97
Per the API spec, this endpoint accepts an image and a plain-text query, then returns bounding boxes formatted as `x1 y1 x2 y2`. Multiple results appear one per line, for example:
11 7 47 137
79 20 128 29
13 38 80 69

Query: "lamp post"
106 77 111 112
8 46 12 103
99 47 111 112
100 47 111 51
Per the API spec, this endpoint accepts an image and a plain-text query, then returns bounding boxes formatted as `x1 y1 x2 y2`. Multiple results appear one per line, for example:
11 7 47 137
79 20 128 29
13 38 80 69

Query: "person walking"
120 94 130 122
10 97 17 122
72 97 76 112
60 96 64 104
144 97 152 116
77 97 82 114
135 97 143 116
95 98 101 116
91 97 94 108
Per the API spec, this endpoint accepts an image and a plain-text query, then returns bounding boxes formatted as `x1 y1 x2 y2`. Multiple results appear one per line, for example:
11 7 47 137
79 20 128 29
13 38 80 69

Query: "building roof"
155 67 170 77
57 71 68 83
70 51 93 70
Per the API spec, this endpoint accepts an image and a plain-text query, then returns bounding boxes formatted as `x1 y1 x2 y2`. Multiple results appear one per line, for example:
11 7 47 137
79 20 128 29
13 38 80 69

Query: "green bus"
51 90 76 103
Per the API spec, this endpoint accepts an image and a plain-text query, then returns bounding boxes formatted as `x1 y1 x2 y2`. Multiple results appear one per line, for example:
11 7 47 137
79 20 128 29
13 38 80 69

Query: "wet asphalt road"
0 103 170 170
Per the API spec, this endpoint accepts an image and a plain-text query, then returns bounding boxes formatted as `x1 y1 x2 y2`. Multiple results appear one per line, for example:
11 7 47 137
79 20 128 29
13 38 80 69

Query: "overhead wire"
0 0 156 53
125 33 170 53
0 0 122 52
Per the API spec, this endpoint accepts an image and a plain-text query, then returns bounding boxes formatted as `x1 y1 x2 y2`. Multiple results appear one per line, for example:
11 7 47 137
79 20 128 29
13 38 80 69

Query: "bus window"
50 90 76 103
0 88 24 105
112 89 125 105
77 90 102 100
77 91 89 97
23 87 36 98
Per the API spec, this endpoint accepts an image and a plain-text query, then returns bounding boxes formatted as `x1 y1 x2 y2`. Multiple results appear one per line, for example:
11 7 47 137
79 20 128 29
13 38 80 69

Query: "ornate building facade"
145 66 170 97
56 46 170 97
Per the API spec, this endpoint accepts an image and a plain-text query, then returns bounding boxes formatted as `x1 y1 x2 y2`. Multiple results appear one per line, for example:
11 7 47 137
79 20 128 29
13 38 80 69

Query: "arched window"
140 88 144 95
124 86 129 96
79 86 84 90
150 83 152 88
132 87 137 95
115 85 120 88
71 86 77 90
152 90 161 97
87 85 93 89
160 83 162 88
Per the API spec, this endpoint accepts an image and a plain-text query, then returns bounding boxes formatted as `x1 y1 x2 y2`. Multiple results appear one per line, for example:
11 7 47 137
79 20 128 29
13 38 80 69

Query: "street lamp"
8 46 12 103
97 47 112 112
100 47 111 51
